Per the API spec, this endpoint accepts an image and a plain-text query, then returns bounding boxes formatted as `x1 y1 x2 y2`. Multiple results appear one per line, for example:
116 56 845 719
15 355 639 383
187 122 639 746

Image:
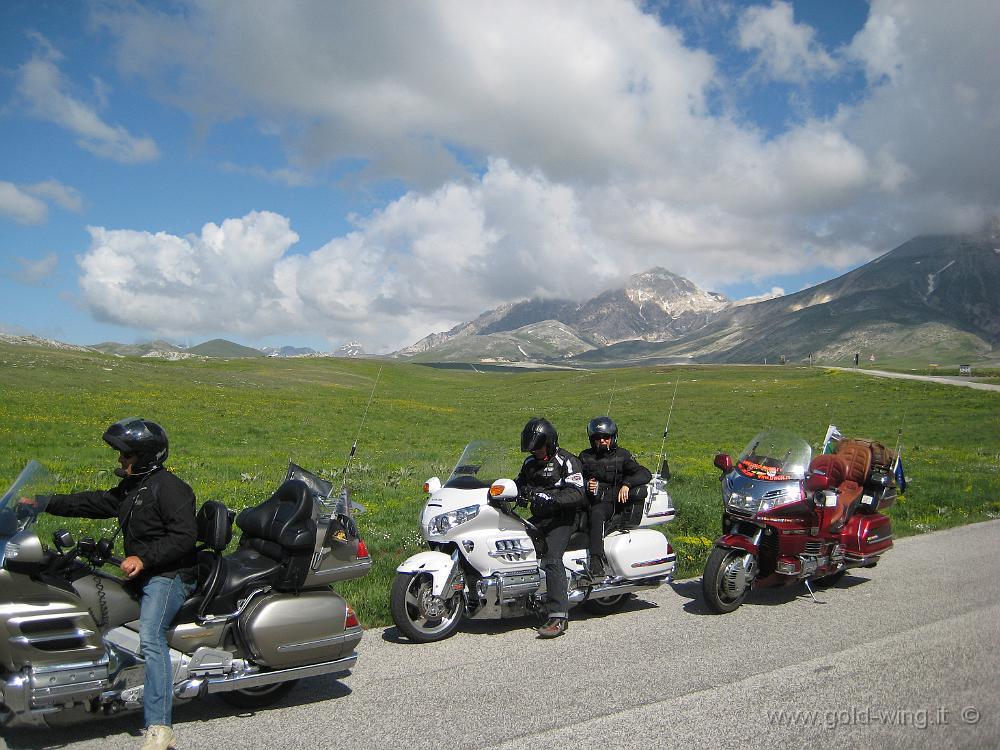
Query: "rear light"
356 539 369 559
344 606 360 629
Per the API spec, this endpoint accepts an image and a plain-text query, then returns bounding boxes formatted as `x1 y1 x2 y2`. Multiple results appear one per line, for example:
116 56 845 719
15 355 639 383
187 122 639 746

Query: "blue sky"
2 1 998 353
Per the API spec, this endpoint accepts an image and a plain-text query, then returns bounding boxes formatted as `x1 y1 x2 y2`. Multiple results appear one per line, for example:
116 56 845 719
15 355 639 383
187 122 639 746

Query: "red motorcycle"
702 428 897 613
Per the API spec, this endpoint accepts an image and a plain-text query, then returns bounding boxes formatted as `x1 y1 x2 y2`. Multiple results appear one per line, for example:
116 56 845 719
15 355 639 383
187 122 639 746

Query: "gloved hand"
528 490 555 518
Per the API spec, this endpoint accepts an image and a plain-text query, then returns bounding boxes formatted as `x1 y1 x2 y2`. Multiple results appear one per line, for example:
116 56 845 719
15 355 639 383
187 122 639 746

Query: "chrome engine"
1 657 110 726
471 569 542 619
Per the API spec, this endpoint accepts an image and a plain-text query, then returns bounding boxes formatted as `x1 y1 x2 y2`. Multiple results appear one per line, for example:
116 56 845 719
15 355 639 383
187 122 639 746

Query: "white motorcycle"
391 441 676 642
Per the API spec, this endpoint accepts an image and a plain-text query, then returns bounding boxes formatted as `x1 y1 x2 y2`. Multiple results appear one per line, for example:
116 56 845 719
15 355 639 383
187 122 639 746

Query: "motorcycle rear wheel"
813 570 847 587
582 593 631 615
702 547 749 614
217 677 299 709
391 572 464 643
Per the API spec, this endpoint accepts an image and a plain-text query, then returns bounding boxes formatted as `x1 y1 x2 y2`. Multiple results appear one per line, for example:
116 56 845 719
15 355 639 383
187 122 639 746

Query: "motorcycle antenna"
341 365 383 493
655 374 681 476
891 408 906 458
607 377 618 416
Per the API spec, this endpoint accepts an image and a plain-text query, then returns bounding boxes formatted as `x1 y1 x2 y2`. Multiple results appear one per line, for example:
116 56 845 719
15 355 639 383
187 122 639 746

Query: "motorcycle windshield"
286 461 365 515
736 430 811 481
0 461 58 565
445 441 510 489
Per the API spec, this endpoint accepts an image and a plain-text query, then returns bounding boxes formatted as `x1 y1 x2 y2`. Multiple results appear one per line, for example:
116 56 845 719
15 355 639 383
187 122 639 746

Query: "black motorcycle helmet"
587 416 618 452
521 417 558 456
102 417 169 473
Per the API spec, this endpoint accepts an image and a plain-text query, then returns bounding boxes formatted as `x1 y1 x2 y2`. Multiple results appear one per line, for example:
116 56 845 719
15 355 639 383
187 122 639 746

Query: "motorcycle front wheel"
702 547 750 614
390 572 464 643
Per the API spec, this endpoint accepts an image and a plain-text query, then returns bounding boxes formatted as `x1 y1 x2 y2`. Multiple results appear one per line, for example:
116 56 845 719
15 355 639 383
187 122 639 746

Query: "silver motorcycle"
0 460 370 729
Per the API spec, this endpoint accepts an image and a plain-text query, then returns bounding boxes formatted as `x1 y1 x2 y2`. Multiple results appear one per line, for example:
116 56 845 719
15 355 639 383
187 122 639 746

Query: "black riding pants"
540 522 574 619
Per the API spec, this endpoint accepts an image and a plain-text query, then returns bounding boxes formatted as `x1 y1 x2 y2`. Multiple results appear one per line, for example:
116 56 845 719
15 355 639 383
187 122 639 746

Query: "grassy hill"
1 340 997 626
185 338 265 357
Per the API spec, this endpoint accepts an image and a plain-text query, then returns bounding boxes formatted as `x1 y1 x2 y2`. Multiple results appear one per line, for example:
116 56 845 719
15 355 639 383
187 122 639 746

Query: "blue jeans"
139 575 196 728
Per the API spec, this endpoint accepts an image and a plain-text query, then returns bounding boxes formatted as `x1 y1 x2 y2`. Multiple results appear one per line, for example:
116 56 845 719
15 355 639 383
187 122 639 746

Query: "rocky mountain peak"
624 267 729 316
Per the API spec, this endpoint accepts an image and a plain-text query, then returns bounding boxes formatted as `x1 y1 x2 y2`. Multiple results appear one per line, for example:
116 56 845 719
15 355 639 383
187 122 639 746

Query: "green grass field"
2 342 997 626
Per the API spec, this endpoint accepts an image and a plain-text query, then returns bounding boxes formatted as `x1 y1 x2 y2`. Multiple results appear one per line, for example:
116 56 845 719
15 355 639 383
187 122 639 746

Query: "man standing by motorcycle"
579 416 652 579
41 418 197 750
515 417 586 639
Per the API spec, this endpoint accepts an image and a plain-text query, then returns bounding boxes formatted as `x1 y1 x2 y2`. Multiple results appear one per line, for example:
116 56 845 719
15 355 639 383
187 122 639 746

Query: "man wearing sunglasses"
44 417 197 750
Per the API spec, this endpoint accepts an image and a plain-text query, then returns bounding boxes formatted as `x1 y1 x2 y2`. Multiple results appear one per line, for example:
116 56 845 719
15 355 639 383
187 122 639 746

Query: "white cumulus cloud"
68 0 1000 348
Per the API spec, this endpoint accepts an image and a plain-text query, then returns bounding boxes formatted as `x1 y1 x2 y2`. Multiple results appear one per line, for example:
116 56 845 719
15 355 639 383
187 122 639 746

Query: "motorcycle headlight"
427 505 481 537
725 491 760 512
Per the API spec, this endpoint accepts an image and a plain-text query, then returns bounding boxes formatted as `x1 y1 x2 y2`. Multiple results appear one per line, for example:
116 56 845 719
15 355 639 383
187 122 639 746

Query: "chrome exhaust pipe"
569 574 670 603
198 653 358 694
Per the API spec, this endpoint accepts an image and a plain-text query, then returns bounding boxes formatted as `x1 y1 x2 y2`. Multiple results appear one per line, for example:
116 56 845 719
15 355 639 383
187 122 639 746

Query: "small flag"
893 451 907 493
821 425 843 454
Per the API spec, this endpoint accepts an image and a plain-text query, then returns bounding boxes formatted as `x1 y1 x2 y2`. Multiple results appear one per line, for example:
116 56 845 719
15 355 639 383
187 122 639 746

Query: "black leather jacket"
47 467 198 582
579 446 652 505
515 447 586 524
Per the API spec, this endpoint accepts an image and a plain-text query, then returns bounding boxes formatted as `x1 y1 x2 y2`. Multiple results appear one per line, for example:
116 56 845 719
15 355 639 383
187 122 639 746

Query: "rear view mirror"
714 454 733 473
659 460 671 481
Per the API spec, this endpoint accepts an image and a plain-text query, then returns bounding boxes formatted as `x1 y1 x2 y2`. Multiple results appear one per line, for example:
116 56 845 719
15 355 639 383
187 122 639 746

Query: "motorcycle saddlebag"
238 589 361 669
842 513 893 559
604 529 674 580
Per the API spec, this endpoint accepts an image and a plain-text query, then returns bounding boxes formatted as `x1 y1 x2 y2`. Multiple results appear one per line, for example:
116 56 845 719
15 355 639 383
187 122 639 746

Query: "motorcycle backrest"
806 455 848 492
196 500 234 552
833 440 874 486
236 479 317 555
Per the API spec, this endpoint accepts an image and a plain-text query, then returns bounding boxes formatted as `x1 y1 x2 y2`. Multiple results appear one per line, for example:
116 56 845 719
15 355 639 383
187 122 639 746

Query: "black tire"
582 593 631 615
813 570 847 588
390 572 464 643
217 677 298 709
702 546 751 614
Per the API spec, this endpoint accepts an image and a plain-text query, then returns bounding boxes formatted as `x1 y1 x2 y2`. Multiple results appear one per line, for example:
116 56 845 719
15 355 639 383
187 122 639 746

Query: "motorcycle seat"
175 549 283 622
809 454 865 532
234 479 317 592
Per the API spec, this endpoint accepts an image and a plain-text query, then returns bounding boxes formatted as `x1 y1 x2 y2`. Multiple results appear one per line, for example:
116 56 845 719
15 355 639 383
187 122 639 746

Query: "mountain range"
394 232 1000 367
4 233 996 368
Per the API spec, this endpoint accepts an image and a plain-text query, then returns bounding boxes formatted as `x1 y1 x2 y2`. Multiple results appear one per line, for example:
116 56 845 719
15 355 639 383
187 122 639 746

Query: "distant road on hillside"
827 366 1000 392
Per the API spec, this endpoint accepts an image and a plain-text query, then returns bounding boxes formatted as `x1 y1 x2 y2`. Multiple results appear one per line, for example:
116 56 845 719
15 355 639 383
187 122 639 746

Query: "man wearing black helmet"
43 418 197 750
515 417 585 638
580 416 652 579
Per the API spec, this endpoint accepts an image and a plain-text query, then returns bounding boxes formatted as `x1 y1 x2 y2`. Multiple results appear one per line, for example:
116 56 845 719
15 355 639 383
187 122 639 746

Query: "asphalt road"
826 366 1000 392
5 520 999 750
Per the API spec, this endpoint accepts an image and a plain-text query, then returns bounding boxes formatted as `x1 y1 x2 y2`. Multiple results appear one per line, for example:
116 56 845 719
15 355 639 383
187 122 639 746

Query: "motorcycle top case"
639 479 676 527
238 589 361 669
604 528 674 579
842 513 893 558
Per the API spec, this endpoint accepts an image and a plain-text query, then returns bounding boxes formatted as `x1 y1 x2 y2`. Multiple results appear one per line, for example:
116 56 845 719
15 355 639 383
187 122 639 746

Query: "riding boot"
587 554 609 579
537 617 568 638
